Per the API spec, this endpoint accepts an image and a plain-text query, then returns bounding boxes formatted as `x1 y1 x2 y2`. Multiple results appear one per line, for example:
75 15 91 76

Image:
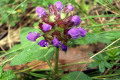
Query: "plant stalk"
54 48 59 80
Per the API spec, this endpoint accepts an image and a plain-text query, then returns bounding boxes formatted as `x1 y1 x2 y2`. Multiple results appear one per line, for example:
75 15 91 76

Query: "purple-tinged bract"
61 44 67 51
27 32 40 42
67 5 74 12
36 7 47 17
42 23 52 31
54 1 63 11
51 37 60 48
68 28 80 39
77 27 87 37
38 40 49 47
71 15 81 26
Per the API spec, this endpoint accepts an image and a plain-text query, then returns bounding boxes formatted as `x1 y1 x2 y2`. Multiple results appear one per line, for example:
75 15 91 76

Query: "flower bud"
36 7 47 17
54 1 63 11
38 40 49 47
49 15 56 22
77 27 87 37
68 28 80 39
27 32 40 41
42 24 52 31
71 15 81 26
51 37 60 48
60 13 66 19
67 5 74 12
61 44 67 51
49 5 58 15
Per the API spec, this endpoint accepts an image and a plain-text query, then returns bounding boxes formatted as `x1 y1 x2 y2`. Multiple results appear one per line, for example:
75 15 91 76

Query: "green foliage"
10 27 55 66
88 54 111 73
96 0 113 4
106 46 120 61
0 67 2 78
61 71 92 80
70 30 120 45
0 0 120 79
29 72 49 78
0 70 15 80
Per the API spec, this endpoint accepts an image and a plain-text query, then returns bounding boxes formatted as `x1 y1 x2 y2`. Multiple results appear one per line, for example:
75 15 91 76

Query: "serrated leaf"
104 60 111 69
0 70 15 80
88 62 98 68
99 62 105 73
61 71 92 80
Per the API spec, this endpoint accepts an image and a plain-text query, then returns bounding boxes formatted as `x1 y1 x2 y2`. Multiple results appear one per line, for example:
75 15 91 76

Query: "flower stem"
54 48 59 79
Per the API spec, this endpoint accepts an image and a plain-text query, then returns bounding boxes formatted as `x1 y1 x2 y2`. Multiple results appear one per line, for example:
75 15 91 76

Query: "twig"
75 60 91 80
90 38 120 59
96 10 105 30
7 22 12 48
0 54 17 65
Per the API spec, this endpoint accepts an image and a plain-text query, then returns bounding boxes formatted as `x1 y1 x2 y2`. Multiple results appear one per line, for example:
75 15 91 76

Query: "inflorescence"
27 1 87 52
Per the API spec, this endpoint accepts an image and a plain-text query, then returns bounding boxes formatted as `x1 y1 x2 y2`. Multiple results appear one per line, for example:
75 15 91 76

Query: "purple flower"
68 28 80 39
38 40 49 47
71 15 81 26
61 44 67 51
51 37 60 48
42 24 52 31
77 27 87 37
36 7 47 17
54 1 63 11
67 5 74 12
27 32 40 41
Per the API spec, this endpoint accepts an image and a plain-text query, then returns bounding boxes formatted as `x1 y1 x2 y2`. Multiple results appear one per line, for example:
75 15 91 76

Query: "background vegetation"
0 0 120 80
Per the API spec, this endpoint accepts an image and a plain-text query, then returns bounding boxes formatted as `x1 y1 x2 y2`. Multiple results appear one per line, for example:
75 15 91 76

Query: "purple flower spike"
36 7 47 17
42 24 52 31
51 37 60 48
38 40 49 47
54 1 63 11
77 27 87 37
71 15 81 26
68 28 80 39
61 44 67 51
67 5 74 12
27 32 40 41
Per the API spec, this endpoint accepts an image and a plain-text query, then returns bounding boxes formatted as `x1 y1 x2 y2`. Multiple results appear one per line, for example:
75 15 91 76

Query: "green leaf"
99 62 105 73
71 30 120 45
88 62 98 68
29 72 48 78
40 47 55 61
104 60 111 69
0 70 15 80
0 67 2 78
89 54 111 73
1 13 9 23
10 44 55 66
7 44 22 53
10 21 15 26
20 2 28 12
7 8 17 14
61 71 92 80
